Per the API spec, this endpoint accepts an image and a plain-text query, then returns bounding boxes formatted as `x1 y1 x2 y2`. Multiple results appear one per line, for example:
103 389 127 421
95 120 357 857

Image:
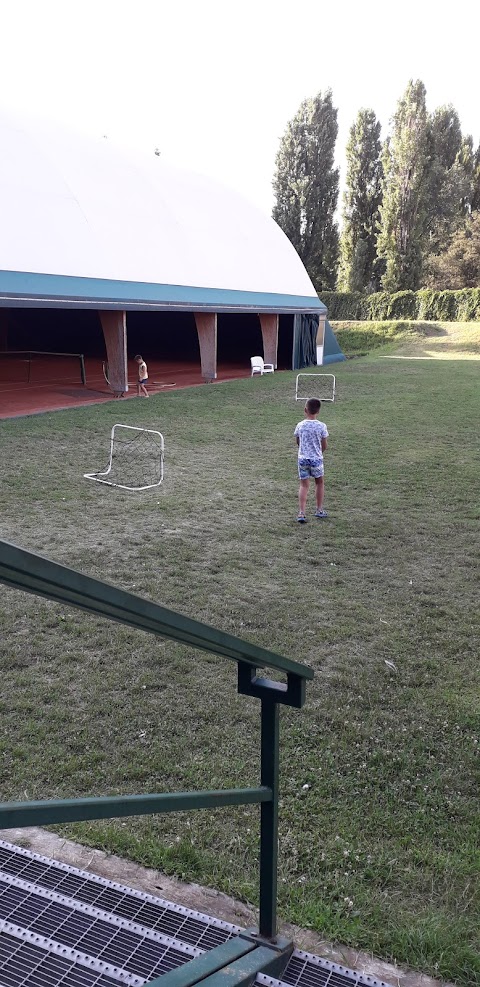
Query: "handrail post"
259 698 280 940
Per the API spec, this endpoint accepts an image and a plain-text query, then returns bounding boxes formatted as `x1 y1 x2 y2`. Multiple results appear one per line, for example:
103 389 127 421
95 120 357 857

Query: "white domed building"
0 114 331 395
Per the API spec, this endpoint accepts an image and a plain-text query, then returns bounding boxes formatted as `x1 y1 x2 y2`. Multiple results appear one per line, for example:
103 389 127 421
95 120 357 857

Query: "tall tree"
272 90 340 290
424 106 473 255
376 80 430 290
424 210 480 288
337 109 383 292
471 142 480 213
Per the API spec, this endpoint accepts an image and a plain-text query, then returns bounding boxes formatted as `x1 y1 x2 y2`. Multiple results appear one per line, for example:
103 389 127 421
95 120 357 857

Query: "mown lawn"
0 339 478 985
331 318 480 359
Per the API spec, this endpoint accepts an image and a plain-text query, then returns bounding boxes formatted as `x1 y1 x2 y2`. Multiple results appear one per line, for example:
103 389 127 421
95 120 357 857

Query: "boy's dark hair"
134 354 142 361
306 397 321 414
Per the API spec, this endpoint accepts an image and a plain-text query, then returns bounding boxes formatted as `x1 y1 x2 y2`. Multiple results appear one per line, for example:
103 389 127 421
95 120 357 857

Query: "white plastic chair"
250 356 274 376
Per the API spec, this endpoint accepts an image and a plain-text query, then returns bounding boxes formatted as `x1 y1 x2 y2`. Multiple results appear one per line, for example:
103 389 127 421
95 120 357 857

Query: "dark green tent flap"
323 319 346 364
292 314 318 369
292 315 345 369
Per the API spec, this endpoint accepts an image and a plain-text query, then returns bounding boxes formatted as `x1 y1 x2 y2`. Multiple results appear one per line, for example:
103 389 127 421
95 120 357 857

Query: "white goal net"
84 424 164 491
295 373 336 402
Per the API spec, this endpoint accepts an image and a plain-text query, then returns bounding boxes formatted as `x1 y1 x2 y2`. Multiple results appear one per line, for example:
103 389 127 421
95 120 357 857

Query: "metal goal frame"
84 423 164 491
295 373 336 402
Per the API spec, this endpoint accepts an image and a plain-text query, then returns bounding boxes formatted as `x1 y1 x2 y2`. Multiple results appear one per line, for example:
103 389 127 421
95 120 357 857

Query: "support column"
99 310 128 395
0 309 9 351
316 314 326 366
194 313 217 381
258 314 278 369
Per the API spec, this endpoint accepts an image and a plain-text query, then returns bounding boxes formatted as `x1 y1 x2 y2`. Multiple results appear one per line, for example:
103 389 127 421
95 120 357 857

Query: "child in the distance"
135 354 149 398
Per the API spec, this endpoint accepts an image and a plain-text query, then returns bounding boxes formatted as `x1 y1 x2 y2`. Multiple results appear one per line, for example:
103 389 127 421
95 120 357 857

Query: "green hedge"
320 288 480 321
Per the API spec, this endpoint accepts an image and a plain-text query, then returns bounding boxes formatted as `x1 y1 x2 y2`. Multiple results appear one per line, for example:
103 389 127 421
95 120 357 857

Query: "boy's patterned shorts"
298 457 324 479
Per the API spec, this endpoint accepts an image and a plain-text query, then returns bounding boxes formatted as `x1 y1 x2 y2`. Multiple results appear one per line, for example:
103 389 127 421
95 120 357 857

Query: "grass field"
331 319 480 360
0 328 479 985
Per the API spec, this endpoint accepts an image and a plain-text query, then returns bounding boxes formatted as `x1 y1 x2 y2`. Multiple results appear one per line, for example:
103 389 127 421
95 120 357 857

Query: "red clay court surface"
0 356 252 420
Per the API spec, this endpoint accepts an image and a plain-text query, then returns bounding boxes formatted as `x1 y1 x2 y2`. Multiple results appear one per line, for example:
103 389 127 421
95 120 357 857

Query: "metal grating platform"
0 842 394 987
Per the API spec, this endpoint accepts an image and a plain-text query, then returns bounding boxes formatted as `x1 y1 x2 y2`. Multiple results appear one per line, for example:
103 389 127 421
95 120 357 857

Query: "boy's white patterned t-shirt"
294 419 328 460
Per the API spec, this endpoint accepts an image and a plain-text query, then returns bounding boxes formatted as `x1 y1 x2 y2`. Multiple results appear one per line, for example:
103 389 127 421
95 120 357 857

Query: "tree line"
272 81 480 293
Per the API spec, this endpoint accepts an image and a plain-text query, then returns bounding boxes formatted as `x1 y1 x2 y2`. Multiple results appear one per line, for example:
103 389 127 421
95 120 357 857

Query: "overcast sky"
1 0 478 216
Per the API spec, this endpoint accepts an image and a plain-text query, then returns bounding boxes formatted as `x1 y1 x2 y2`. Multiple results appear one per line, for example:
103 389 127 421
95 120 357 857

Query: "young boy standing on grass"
134 354 149 397
294 398 328 523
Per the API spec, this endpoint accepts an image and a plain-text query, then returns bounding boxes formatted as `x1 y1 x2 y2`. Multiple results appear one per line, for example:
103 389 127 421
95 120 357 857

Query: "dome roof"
0 114 324 314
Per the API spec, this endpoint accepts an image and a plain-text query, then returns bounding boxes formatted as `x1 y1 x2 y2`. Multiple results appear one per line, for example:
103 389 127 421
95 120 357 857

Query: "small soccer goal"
295 373 336 402
84 424 164 491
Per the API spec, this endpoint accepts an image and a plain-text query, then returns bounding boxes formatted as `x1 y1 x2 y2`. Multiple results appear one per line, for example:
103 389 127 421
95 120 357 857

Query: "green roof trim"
0 270 326 314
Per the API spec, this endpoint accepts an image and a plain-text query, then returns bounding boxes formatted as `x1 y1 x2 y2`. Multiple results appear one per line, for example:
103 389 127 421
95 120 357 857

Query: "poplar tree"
424 211 480 288
272 90 340 290
471 142 480 213
424 133 480 287
337 109 383 291
424 106 472 255
376 80 430 290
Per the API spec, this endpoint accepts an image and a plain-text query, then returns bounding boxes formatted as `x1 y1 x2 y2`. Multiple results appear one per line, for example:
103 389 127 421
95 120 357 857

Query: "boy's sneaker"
297 513 307 523
314 509 328 518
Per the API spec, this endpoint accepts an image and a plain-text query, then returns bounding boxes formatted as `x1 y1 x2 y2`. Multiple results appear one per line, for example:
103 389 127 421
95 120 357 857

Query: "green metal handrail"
0 538 313 941
0 541 313 680
0 789 272 828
